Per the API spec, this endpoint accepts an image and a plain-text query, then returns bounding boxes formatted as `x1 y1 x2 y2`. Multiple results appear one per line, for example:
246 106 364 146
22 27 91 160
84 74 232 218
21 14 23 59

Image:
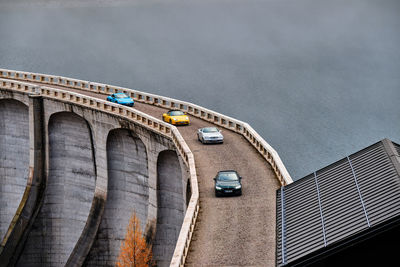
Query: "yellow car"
162 110 190 125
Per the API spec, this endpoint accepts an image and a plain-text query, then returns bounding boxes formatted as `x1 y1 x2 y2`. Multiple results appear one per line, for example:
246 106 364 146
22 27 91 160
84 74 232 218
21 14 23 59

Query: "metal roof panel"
276 139 400 266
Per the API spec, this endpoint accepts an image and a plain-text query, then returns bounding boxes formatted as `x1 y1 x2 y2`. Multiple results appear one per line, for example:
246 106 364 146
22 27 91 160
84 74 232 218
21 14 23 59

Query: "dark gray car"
214 170 242 197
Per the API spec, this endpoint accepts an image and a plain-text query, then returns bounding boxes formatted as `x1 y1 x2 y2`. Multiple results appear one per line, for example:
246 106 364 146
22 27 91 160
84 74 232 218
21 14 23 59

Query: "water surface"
1 0 399 180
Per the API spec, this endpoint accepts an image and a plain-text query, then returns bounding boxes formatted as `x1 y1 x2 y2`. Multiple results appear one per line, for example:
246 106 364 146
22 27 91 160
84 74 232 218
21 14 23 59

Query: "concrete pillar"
66 128 108 267
153 150 185 267
0 95 45 266
85 129 149 266
17 112 96 266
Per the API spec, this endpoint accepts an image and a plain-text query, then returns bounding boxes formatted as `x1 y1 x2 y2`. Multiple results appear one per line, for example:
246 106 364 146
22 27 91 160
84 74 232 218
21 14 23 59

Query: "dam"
0 69 292 266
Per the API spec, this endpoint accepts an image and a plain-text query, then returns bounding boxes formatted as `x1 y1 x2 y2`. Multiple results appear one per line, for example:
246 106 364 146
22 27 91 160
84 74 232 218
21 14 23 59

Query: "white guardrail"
0 69 293 266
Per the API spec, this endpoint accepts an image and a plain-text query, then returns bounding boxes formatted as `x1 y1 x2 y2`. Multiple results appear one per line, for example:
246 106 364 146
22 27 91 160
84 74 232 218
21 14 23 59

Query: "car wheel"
169 119 173 124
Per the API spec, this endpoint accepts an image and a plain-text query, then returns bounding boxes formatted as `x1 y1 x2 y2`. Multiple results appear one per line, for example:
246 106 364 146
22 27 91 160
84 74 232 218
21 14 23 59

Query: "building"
276 138 400 266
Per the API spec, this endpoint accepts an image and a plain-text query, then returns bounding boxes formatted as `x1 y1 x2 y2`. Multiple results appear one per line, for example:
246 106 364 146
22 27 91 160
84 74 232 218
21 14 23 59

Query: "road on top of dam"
11 81 281 266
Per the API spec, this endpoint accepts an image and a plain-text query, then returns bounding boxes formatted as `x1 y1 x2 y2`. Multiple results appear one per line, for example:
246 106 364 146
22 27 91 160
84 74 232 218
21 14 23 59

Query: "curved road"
10 81 281 266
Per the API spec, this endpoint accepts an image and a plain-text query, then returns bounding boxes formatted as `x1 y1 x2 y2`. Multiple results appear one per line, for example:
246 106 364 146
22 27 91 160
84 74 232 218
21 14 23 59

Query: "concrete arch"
85 128 149 266
0 91 30 106
153 150 185 267
0 99 29 242
17 112 96 266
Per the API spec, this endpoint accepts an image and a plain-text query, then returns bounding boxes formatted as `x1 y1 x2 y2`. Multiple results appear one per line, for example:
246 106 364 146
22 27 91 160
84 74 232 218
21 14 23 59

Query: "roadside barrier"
0 69 293 266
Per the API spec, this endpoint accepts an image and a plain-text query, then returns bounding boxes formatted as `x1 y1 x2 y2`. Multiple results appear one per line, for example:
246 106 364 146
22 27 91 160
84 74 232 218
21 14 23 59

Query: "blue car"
106 93 134 107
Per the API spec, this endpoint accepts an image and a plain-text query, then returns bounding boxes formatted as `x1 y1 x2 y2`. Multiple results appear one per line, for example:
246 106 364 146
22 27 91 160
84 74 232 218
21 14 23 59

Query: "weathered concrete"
17 112 97 266
0 85 192 266
0 87 191 266
1 74 291 266
0 72 290 266
0 99 29 242
34 97 111 267
0 95 46 267
84 129 149 266
153 150 185 267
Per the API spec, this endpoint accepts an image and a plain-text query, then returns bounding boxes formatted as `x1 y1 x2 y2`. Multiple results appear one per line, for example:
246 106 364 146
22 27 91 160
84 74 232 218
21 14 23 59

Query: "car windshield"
115 93 129 99
202 127 219 133
169 111 185 116
217 172 239 181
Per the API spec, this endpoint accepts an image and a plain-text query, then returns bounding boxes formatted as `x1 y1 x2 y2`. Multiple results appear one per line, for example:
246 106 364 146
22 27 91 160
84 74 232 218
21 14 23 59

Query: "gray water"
1 0 399 180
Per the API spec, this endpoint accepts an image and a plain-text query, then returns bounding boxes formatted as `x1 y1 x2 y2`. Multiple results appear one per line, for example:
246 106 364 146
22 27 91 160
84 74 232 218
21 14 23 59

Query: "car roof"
114 92 128 96
168 109 182 112
217 170 238 174
201 126 218 130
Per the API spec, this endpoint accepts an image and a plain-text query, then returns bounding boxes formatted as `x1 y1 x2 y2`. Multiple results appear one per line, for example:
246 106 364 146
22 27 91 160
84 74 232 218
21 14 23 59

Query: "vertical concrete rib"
66 121 107 267
17 112 96 266
0 96 45 266
85 129 149 266
0 99 29 242
153 150 184 267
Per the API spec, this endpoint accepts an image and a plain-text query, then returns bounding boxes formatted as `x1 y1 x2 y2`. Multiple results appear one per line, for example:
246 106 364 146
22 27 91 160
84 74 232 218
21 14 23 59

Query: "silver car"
197 127 224 144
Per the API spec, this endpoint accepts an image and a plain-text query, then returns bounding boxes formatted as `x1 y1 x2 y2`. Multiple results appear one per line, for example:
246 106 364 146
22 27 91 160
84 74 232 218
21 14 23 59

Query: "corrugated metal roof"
276 139 400 266
394 142 400 158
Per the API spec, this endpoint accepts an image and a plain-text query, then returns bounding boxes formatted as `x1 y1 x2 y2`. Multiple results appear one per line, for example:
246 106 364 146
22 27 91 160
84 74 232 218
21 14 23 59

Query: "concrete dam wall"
0 100 29 243
153 150 184 267
84 128 150 266
0 70 295 267
17 112 97 266
0 90 188 267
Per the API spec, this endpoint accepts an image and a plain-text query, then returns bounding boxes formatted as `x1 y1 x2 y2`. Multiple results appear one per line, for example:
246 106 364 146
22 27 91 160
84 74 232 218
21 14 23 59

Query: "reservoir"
1 0 399 180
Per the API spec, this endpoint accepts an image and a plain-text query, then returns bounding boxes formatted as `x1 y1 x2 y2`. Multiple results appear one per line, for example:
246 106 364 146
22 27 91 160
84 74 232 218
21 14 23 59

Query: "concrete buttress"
0 94 45 267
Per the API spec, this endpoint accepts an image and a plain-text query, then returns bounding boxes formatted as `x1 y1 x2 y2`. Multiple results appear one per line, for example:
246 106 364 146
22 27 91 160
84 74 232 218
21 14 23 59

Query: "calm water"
1 0 399 180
